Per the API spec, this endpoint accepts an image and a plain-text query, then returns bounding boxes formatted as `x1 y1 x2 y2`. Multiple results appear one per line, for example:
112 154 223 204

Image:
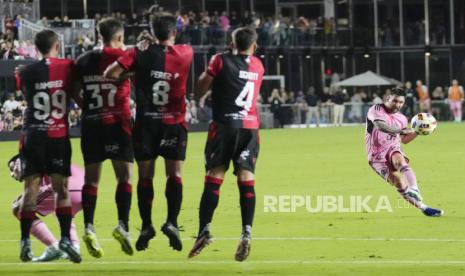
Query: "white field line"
1 236 465 243
2 260 465 266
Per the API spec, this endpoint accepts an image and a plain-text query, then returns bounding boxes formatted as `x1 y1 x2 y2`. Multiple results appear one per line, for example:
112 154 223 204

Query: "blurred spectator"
268 88 285 127
403 81 416 118
349 89 363 123
416 80 431 113
295 90 307 124
372 93 383 105
448 79 464 122
2 93 22 113
332 89 347 126
305 86 320 127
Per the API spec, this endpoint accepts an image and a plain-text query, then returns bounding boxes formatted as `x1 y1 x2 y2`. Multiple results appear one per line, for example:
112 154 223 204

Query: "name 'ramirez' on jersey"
207 52 264 129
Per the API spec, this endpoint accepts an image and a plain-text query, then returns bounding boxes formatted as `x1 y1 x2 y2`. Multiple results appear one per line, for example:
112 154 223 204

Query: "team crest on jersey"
51 158 64 167
240 150 250 160
105 144 120 154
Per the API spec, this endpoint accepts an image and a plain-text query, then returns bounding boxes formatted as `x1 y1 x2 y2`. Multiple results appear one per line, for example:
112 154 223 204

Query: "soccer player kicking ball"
188 27 264 261
9 156 83 262
74 18 134 257
16 30 81 263
365 88 443 217
105 14 193 252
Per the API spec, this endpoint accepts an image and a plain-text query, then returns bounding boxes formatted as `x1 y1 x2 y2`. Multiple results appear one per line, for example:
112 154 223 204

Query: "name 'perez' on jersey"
207 52 264 129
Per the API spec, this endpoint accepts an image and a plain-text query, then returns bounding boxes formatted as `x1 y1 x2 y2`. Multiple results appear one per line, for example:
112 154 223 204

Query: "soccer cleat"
188 227 213 258
135 225 156 251
161 222 182 251
19 238 33 262
422 207 444 217
59 237 82 263
113 223 134 256
82 225 104 258
235 231 252 262
32 246 62 262
404 189 423 202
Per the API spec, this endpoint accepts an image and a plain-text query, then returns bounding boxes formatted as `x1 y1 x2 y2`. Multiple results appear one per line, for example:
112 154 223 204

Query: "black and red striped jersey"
18 58 74 138
207 53 264 129
75 47 132 135
117 44 193 125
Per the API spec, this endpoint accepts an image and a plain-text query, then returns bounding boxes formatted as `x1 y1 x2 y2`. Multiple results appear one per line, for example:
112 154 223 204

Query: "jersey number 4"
86 83 117 110
33 90 66 120
235 81 255 111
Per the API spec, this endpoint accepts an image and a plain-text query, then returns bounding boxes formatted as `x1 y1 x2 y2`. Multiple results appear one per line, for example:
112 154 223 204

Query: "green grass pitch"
1 124 465 275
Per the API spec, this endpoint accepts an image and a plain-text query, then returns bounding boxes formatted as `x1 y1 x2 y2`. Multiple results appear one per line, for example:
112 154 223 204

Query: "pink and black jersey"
207 53 264 129
75 47 132 135
365 104 408 163
117 44 193 125
19 58 74 138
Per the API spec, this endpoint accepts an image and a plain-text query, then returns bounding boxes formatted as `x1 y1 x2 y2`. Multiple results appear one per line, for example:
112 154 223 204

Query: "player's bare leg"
19 175 41 262
390 153 443 217
112 160 134 255
50 174 81 263
188 166 226 258
135 160 156 251
235 169 255 262
162 160 183 251
82 163 104 258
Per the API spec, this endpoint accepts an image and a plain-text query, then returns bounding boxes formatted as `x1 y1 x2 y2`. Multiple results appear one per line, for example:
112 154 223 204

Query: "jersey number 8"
152 80 170 106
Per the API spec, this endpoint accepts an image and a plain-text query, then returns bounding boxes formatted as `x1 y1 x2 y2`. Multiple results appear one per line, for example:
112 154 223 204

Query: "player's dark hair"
98 17 124 43
152 14 176 41
34 30 59 55
232 27 258 52
391 87 406 97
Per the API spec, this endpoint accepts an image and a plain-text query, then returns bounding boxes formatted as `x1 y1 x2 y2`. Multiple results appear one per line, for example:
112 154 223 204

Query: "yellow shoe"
83 225 104 258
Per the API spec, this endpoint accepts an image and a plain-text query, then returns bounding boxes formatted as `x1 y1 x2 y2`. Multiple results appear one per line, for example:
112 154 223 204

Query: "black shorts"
20 135 71 178
81 122 134 165
204 122 259 174
133 121 187 161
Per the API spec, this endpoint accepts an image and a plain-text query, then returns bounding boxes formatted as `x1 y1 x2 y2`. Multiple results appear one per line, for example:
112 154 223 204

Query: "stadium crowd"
0 3 459 131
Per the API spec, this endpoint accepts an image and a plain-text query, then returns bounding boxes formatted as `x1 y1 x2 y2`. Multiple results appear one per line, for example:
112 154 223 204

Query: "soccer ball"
411 113 438 135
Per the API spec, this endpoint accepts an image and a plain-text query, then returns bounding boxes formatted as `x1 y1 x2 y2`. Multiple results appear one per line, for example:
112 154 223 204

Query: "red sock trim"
117 182 132 193
205 176 223 185
138 178 153 187
83 184 98 196
243 192 255 198
167 175 183 185
238 180 255 187
20 210 36 220
56 207 72 216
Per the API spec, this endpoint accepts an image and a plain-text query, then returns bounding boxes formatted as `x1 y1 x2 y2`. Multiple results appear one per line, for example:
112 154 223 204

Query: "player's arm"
195 72 214 97
372 119 413 135
104 48 137 81
196 53 221 97
104 61 126 81
70 78 83 108
401 132 418 144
